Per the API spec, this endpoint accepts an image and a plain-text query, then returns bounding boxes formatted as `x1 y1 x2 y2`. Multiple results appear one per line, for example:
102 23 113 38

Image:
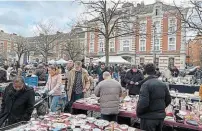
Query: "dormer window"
155 6 160 16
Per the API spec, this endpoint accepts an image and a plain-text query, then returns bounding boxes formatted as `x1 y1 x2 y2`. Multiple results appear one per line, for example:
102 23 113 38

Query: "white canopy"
48 59 56 64
56 58 68 64
94 56 130 64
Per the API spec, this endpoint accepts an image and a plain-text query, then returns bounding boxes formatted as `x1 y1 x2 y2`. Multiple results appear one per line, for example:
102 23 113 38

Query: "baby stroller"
34 92 49 116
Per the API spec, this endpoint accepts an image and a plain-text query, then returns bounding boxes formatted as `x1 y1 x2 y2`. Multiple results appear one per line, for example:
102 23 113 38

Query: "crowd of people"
0 60 201 131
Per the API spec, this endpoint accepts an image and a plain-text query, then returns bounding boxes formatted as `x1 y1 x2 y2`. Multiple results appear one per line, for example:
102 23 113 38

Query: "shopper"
67 61 90 111
35 64 46 81
136 63 171 131
0 76 35 127
97 62 108 83
94 71 122 122
45 65 63 112
124 65 144 95
0 66 7 83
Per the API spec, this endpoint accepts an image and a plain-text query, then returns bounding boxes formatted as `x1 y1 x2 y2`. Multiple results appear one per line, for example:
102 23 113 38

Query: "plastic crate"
24 76 38 87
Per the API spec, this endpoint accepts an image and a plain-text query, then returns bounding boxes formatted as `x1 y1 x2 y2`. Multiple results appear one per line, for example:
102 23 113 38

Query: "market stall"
72 96 202 131
169 84 200 94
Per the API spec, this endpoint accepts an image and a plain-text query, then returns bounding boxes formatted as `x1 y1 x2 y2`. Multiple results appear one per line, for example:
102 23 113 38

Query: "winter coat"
35 68 46 81
136 75 171 119
0 68 7 83
120 70 127 87
124 69 144 95
97 67 109 83
0 83 35 126
67 68 90 100
45 74 62 96
94 79 122 115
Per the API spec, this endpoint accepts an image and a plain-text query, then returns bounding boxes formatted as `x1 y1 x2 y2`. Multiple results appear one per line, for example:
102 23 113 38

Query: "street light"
153 24 157 66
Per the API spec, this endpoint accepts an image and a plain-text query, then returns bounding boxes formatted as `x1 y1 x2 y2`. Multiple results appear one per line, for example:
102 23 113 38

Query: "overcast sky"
0 0 188 37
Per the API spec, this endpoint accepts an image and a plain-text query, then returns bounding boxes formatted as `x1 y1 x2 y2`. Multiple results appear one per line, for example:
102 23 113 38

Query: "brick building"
86 1 188 69
0 31 19 64
186 36 202 67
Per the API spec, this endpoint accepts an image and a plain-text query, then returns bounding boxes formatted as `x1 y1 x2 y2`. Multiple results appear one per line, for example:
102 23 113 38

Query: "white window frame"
168 37 176 51
139 39 146 51
122 40 130 52
89 43 94 53
99 42 104 52
154 21 161 34
168 18 177 33
154 38 160 51
90 33 94 41
139 22 146 35
109 42 115 52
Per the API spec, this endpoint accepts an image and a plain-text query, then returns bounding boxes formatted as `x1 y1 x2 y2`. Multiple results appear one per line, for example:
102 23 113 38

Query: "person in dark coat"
171 66 179 77
35 64 46 81
0 76 35 127
0 67 7 83
120 67 127 88
97 63 108 83
124 65 144 95
155 68 161 77
136 63 171 131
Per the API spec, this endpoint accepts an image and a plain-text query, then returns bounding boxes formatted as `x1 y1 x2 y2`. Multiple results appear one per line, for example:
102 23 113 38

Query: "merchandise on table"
3 113 139 131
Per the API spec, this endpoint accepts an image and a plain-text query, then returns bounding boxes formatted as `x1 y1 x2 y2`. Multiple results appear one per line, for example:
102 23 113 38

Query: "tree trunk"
45 53 48 63
105 38 109 66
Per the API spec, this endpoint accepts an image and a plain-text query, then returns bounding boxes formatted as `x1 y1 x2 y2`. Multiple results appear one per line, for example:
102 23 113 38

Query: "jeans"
140 119 164 131
101 114 117 122
50 96 65 112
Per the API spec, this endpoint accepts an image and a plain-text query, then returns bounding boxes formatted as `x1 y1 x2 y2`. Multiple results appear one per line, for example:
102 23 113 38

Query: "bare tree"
174 0 202 35
76 0 136 66
12 36 29 65
33 21 64 63
62 30 86 61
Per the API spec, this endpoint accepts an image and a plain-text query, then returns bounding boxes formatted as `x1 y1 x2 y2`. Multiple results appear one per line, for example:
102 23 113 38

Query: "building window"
122 40 130 52
168 37 176 51
155 6 161 16
90 33 94 41
99 42 104 52
169 18 176 33
154 21 161 34
154 39 160 51
139 23 146 34
89 43 94 53
140 57 144 65
168 57 175 68
139 39 146 51
109 42 115 52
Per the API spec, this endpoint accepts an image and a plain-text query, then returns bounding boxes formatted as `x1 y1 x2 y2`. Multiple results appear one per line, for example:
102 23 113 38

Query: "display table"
1 113 142 131
72 99 202 131
169 84 200 94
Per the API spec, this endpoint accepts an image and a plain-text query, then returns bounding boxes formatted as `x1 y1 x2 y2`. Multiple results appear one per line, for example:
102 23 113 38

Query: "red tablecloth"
72 102 202 131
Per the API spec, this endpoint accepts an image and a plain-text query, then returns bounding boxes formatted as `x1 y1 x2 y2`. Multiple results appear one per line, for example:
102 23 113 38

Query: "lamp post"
153 24 157 66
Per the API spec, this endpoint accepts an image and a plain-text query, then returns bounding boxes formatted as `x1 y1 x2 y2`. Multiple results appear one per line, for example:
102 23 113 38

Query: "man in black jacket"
124 65 144 95
0 76 35 127
0 66 7 83
136 63 171 131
